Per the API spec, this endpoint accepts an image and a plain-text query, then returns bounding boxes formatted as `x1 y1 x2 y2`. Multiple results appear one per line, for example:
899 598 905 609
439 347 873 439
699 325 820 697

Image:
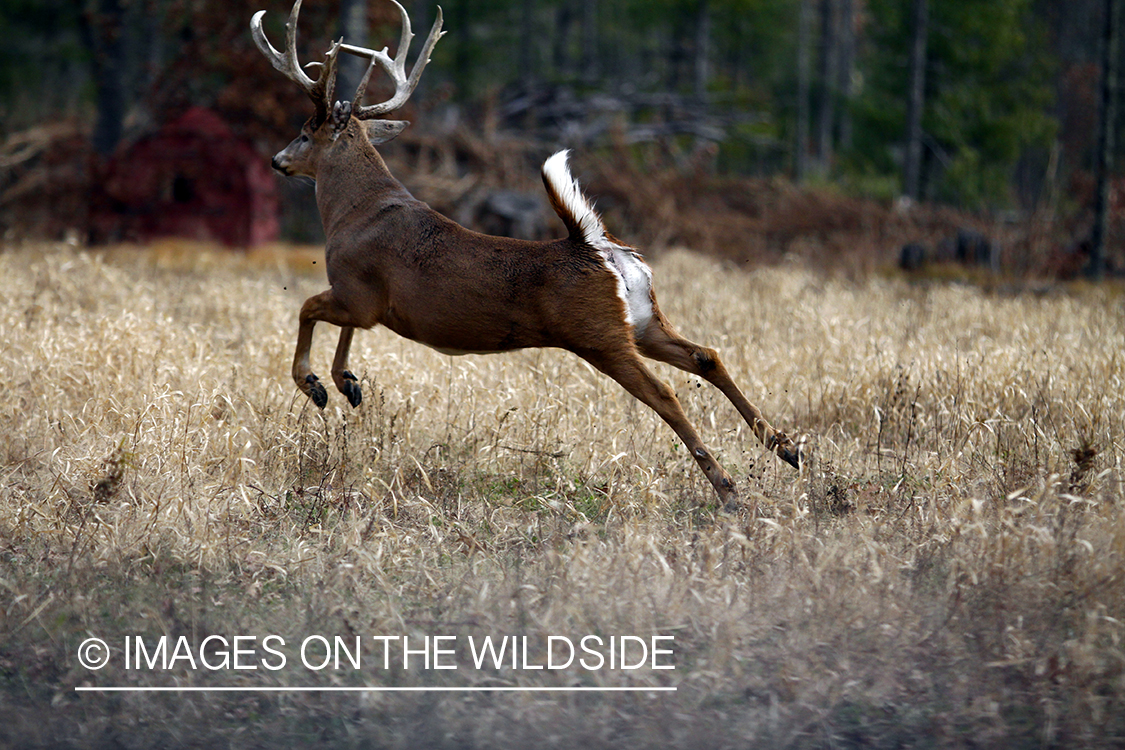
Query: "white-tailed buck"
251 0 802 507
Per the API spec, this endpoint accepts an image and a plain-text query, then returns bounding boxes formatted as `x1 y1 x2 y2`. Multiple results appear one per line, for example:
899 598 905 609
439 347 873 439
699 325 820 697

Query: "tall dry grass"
0 240 1122 748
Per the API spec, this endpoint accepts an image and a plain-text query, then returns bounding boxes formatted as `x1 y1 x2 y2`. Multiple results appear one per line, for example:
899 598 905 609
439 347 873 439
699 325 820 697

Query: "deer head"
251 0 444 177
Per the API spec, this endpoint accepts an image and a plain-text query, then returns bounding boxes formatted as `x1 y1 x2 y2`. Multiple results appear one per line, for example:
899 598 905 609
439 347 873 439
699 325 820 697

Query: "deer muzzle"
271 153 289 175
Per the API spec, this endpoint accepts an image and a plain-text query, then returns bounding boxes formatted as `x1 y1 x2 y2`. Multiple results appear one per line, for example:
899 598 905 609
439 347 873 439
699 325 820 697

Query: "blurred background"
0 0 1121 277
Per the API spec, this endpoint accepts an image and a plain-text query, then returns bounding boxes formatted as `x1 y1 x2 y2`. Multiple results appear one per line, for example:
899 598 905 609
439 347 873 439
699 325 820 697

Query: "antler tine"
252 0 338 119
341 0 413 108
283 0 318 91
251 11 289 78
310 40 344 108
251 3 313 92
344 2 445 119
349 55 379 110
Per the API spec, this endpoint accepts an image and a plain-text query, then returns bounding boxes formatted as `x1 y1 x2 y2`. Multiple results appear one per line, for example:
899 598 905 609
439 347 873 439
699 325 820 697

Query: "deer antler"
251 0 342 121
335 1 445 120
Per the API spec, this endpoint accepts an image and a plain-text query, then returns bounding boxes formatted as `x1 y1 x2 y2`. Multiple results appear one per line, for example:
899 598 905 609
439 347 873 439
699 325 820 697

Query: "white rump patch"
602 245 654 335
541 150 654 334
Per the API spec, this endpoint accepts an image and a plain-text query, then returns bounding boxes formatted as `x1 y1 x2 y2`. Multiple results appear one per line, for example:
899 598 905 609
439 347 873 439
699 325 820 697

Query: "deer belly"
423 343 494 356
382 305 526 356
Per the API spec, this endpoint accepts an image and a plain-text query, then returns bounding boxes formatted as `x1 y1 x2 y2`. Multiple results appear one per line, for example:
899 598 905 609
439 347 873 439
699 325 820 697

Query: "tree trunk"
337 0 369 106
554 4 574 79
519 0 536 89
694 0 711 102
816 0 838 175
580 0 598 84
1090 0 1120 280
449 0 473 97
796 0 812 180
83 0 128 156
837 0 855 151
903 0 929 200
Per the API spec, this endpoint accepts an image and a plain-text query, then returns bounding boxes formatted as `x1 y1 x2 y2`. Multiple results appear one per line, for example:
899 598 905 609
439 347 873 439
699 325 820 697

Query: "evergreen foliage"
0 0 1115 210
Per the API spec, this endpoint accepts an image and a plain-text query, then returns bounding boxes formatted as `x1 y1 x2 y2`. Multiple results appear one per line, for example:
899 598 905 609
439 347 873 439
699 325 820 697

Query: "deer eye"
300 135 309 143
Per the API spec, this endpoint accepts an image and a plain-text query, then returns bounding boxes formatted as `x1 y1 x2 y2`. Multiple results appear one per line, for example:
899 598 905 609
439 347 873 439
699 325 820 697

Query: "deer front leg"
293 290 359 409
331 326 361 408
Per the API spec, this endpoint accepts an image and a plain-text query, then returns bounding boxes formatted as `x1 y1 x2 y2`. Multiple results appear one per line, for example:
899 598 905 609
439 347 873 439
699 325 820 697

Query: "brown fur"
275 113 800 509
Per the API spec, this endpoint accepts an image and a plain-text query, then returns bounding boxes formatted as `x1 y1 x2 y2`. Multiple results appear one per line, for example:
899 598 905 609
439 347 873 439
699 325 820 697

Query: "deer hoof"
340 371 362 408
778 444 801 470
305 375 328 409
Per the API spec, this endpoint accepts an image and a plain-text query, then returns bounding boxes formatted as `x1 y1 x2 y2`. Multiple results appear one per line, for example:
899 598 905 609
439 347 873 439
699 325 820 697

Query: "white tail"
541 150 605 246
252 0 802 508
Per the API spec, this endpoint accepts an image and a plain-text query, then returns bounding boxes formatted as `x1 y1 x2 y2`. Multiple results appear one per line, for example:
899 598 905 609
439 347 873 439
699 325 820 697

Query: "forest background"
0 0 1121 277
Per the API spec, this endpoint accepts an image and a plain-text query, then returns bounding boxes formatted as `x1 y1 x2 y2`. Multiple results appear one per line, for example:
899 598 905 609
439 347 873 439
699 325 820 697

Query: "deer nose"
271 155 284 172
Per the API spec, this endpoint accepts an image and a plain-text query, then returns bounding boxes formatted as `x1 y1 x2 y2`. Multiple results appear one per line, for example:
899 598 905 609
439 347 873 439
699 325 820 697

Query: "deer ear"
365 119 409 145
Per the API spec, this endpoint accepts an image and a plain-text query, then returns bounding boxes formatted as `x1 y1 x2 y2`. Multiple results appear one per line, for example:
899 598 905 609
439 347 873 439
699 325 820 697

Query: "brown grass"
1 240 1123 748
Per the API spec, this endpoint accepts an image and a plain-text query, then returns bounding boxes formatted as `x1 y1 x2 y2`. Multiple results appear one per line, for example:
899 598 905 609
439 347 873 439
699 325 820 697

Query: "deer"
250 0 802 509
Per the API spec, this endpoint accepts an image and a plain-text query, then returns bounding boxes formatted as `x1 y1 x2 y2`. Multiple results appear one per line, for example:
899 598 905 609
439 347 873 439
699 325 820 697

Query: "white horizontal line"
75 686 676 693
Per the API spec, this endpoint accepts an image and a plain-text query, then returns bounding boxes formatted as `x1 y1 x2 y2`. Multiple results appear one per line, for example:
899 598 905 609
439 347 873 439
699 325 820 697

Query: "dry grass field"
1 240 1123 748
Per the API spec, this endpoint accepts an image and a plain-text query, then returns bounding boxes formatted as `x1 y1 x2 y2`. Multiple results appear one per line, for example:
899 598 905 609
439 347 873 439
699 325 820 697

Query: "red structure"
91 107 279 247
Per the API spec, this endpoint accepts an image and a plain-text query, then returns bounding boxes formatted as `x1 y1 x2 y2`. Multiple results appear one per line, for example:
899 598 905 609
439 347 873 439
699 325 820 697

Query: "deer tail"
541 150 607 246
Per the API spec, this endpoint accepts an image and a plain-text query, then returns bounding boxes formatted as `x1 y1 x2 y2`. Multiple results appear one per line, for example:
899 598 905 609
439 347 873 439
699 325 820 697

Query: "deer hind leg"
576 345 740 508
293 289 363 409
635 310 801 470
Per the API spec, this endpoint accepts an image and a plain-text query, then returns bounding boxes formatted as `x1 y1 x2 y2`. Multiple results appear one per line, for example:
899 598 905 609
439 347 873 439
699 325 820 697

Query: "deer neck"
315 128 413 236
